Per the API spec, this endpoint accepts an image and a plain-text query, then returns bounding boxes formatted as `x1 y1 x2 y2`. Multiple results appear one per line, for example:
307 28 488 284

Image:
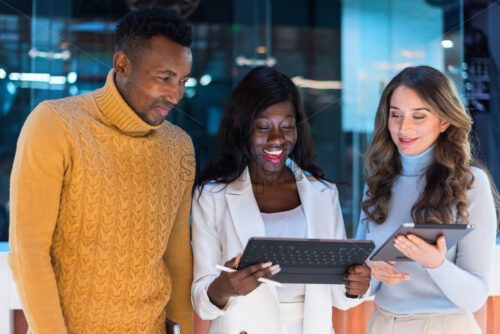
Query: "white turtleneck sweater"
356 146 497 313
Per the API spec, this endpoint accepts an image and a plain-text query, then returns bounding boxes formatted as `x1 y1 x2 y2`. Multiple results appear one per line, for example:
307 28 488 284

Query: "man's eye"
158 76 170 82
180 79 189 85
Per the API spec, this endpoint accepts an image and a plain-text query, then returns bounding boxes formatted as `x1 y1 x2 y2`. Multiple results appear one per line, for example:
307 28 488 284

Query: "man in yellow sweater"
9 7 194 334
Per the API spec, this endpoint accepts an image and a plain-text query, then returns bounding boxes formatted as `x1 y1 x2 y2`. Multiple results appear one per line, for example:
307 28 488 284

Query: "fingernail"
270 264 280 271
262 262 272 268
270 265 281 274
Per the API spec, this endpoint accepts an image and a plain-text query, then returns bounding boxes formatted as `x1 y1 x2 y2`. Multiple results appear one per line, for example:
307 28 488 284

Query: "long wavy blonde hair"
362 65 498 225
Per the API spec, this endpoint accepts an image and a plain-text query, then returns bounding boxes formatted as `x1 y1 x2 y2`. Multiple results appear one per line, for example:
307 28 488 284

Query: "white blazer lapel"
226 167 266 249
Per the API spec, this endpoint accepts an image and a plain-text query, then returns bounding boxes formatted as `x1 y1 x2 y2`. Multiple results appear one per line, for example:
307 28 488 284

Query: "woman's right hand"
366 260 410 285
207 254 281 309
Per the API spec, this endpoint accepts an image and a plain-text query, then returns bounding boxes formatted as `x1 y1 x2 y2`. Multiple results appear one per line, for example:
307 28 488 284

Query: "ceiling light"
441 40 454 48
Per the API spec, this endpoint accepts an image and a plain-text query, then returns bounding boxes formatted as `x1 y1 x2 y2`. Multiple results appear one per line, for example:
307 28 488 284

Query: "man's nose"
165 82 183 105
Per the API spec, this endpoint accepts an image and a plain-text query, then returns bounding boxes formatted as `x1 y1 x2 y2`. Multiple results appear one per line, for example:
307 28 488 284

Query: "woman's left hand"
343 264 371 297
393 234 447 269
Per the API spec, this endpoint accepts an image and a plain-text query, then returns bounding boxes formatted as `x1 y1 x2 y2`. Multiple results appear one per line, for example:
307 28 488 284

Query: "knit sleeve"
355 213 368 240
355 184 371 241
356 185 382 295
329 188 368 310
163 139 195 334
8 103 69 333
426 168 497 312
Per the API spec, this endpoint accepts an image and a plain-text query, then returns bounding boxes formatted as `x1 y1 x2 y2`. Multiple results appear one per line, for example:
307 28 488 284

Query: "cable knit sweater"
8 70 195 334
357 146 497 314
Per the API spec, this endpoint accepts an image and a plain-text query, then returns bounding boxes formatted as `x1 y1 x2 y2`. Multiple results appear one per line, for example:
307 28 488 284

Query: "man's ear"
113 51 130 77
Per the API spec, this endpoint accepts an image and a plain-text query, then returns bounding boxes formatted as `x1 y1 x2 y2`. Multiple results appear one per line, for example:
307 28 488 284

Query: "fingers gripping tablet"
369 223 474 261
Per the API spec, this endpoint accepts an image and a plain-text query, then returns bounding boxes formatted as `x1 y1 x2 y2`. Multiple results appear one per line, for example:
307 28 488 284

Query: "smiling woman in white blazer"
191 67 371 334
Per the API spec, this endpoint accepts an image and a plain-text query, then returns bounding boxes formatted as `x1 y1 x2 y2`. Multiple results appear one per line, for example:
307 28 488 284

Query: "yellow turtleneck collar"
94 69 161 137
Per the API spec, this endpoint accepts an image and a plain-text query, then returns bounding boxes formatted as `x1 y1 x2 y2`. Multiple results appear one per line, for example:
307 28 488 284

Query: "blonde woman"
356 65 499 334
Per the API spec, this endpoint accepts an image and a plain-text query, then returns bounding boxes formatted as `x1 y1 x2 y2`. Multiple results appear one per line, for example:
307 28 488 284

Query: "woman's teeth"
264 149 283 155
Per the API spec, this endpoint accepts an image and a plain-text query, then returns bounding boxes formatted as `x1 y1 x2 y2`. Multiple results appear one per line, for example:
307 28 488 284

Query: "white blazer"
191 160 364 334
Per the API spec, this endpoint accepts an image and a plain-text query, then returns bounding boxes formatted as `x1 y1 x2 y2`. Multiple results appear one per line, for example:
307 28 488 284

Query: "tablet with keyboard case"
369 222 474 261
237 237 374 284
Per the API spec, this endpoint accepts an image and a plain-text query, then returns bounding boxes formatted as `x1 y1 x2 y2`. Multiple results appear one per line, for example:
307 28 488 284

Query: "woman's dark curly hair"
115 7 192 60
195 66 324 190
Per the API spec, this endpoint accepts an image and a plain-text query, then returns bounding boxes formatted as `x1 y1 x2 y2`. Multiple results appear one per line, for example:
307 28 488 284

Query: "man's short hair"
115 7 192 60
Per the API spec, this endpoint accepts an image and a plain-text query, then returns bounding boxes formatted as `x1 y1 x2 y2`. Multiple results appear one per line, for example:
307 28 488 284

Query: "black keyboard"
237 237 374 284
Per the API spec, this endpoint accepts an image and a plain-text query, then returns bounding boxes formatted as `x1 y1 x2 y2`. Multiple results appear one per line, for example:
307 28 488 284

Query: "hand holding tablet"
236 237 374 284
369 223 474 262
207 254 281 309
215 264 283 287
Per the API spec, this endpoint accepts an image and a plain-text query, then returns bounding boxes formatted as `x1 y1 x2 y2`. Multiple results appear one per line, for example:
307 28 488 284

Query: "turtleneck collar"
399 145 435 176
94 69 161 137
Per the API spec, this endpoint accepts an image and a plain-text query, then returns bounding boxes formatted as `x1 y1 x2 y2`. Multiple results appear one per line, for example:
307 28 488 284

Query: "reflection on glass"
0 0 464 240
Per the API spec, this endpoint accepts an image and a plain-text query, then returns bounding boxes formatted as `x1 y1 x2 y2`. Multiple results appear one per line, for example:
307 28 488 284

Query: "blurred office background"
0 0 499 240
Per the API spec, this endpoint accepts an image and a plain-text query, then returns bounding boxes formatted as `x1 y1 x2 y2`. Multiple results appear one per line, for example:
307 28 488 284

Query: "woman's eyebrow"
389 106 430 111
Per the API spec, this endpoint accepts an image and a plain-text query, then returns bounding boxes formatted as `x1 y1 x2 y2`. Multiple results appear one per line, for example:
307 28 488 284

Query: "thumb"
234 253 242 267
224 253 242 268
437 235 447 253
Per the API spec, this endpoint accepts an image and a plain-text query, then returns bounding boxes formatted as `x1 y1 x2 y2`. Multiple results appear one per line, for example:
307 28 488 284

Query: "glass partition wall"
0 0 464 239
